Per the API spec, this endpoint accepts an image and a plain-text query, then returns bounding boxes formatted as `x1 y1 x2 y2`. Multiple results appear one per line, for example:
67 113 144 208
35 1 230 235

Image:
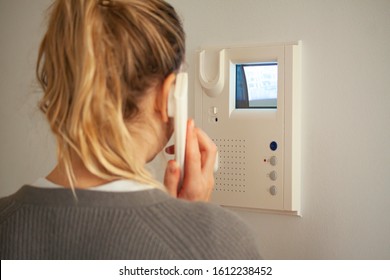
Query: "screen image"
236 63 278 109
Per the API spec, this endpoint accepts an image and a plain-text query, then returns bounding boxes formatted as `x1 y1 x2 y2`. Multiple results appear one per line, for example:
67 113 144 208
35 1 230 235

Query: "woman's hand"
164 119 217 201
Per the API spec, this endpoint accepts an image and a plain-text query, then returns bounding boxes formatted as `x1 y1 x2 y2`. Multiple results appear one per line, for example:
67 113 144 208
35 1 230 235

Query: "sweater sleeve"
175 202 262 260
136 196 262 260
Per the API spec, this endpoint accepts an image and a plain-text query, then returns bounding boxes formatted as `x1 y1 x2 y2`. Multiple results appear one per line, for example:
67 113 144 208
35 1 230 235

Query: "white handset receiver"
167 73 188 185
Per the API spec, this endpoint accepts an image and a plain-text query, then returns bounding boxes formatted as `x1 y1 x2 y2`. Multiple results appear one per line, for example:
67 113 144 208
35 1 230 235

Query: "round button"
270 141 278 151
270 186 277 196
270 156 277 166
269 171 277 181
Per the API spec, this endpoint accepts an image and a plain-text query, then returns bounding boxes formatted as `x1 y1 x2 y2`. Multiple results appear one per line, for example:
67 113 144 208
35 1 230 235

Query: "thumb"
164 160 180 197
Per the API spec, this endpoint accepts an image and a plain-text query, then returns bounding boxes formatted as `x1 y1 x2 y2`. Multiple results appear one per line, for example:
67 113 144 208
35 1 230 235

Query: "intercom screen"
236 63 278 109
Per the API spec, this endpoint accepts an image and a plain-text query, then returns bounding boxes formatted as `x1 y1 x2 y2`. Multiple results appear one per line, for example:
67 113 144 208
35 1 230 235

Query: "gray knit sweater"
0 186 261 259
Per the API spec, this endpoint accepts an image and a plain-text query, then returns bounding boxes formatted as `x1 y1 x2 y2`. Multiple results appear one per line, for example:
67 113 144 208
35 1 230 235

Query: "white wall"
0 0 56 197
1 0 389 259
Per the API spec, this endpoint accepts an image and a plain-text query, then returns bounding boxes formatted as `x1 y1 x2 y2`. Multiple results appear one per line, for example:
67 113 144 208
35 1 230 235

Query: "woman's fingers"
164 119 216 202
195 127 217 174
179 120 216 201
183 119 201 176
163 160 180 197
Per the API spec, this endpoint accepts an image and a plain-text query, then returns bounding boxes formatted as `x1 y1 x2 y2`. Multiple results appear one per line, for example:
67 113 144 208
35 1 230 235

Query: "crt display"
236 63 278 109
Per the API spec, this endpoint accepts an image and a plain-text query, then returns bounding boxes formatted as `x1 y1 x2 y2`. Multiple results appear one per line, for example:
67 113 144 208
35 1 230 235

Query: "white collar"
32 178 154 193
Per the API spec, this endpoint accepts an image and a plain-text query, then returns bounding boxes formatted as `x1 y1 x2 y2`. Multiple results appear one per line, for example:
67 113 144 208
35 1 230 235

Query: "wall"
0 0 56 197
1 0 389 259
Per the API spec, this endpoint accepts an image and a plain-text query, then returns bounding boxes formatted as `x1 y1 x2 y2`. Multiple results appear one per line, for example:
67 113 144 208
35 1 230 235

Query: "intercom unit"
195 42 302 215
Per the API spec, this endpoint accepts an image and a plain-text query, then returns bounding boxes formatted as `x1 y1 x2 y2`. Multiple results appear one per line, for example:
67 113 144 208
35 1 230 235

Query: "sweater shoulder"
148 198 261 259
0 187 261 259
0 193 22 224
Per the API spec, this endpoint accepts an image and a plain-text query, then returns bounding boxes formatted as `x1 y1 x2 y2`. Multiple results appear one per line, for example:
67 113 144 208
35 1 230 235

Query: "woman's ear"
156 73 176 123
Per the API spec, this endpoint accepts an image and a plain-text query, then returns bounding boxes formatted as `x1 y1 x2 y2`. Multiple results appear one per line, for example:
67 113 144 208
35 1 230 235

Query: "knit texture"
0 186 261 259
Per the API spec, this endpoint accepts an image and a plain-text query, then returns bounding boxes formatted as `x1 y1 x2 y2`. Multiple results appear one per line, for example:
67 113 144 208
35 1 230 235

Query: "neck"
46 159 111 189
46 133 158 189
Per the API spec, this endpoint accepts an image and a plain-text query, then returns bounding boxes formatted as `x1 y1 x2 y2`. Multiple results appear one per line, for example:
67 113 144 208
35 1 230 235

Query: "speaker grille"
213 139 246 193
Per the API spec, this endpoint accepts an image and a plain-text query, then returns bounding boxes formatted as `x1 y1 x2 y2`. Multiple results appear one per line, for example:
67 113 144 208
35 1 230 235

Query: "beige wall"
0 0 56 196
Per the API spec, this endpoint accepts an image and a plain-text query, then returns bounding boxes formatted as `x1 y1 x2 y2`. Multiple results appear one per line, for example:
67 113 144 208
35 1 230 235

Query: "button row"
268 152 278 196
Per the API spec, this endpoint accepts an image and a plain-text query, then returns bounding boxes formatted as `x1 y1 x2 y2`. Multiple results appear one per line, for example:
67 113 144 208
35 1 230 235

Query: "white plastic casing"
195 42 302 215
168 73 188 184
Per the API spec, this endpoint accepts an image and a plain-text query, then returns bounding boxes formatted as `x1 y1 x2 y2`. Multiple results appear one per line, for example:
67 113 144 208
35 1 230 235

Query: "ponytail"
37 0 185 187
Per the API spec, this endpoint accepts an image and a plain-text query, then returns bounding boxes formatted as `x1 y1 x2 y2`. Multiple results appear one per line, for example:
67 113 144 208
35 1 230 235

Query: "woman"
0 0 261 259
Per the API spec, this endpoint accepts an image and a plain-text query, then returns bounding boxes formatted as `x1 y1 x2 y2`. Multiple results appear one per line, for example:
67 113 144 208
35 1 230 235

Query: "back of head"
36 0 185 186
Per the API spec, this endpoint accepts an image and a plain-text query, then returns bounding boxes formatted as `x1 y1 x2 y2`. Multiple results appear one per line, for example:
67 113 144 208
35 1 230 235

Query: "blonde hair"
36 0 185 187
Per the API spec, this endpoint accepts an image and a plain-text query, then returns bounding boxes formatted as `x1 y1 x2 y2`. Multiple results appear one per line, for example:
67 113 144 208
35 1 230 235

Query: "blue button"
270 141 278 151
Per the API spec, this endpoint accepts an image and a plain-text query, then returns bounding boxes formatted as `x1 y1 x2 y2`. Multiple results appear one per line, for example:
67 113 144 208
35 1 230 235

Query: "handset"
167 73 188 186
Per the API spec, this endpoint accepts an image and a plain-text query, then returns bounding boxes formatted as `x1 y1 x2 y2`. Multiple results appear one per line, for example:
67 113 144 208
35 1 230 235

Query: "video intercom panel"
195 42 302 215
